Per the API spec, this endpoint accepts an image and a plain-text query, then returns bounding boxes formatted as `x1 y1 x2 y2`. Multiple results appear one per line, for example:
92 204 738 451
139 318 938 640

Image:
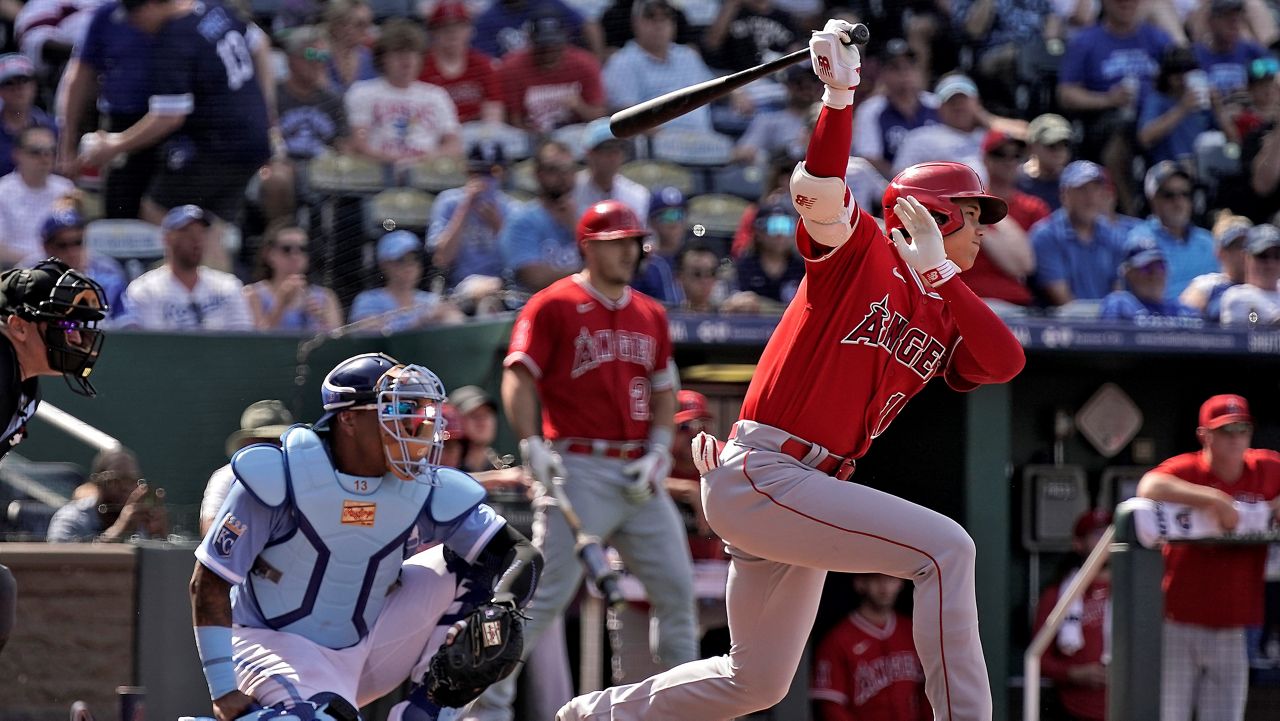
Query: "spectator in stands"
244 223 342 332
892 74 989 182
47 447 169 542
965 131 1039 306
56 0 161 220
702 0 800 72
118 205 253 330
733 201 804 307
674 242 722 313
447 385 502 475
1100 239 1199 320
602 0 714 133
15 0 96 79
599 0 698 52
323 0 376 92
1137 45 1222 164
573 118 649 219
631 186 684 303
199 399 294 534
852 39 938 179
1125 162 1216 299
1181 214 1250 321
811 574 930 721
500 141 580 291
351 230 461 331
428 140 515 314
1193 0 1271 98
1031 160 1130 304
472 0 597 58
0 55 55 180
0 126 74 266
1232 56 1279 142
346 19 462 166
1030 509 1113 721
499 13 605 133
1220 224 1280 325
1243 67 1280 224
952 0 1063 113
26 207 128 315
732 64 820 165
1018 113 1074 210
260 25 350 226
1137 394 1280 721
985 131 1052 230
419 1 504 124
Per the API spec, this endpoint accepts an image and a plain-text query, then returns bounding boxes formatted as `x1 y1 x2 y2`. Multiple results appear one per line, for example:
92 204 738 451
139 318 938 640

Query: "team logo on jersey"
214 514 247 557
841 294 947 379
571 328 657 378
341 499 377 527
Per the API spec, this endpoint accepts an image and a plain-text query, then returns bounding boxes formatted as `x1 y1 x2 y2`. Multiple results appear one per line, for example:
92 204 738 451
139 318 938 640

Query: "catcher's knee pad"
242 695 360 721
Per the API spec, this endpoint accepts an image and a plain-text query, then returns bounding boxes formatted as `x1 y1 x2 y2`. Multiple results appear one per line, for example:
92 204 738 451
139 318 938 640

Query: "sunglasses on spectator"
300 47 332 63
655 208 685 224
49 237 85 250
1132 261 1166 274
987 149 1025 161
1251 56 1279 79
22 144 55 156
1157 188 1192 200
275 243 310 255
685 267 716 279
1255 250 1280 261
0 76 33 88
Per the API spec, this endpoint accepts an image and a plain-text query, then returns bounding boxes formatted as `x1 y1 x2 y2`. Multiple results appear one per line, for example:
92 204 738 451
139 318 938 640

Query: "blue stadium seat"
85 219 164 281
407 157 467 194
619 160 697 195
365 188 434 238
687 193 750 238
308 153 391 195
650 128 734 167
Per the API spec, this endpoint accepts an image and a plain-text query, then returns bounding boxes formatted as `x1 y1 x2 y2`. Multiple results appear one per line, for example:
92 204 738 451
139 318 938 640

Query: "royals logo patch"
341 499 377 527
214 514 247 557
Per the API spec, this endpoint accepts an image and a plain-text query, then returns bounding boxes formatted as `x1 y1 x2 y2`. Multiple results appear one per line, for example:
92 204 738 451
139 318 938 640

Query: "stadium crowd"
0 0 1270 329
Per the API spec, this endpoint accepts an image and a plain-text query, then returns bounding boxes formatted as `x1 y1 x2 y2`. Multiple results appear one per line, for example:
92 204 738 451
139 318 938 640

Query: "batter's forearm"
805 105 853 179
501 366 542 440
190 562 234 627
937 278 1025 383
649 387 676 439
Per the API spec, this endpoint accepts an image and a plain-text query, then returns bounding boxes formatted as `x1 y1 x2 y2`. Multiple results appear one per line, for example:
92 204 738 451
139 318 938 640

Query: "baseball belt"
729 422 856 480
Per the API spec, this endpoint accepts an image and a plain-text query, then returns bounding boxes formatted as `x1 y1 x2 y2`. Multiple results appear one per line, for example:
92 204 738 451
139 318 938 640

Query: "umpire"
0 258 109 457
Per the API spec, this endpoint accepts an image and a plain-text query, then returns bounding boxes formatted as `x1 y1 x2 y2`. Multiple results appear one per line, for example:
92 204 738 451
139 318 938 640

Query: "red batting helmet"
576 200 647 248
882 162 1008 237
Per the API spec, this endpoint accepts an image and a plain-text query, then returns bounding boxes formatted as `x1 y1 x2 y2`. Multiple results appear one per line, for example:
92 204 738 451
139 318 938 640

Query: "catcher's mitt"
426 602 524 708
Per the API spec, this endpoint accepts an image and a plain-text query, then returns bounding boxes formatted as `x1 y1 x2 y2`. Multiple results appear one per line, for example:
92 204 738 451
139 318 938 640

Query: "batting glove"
809 19 862 109
519 436 563 484
622 447 673 504
691 431 723 476
890 196 959 287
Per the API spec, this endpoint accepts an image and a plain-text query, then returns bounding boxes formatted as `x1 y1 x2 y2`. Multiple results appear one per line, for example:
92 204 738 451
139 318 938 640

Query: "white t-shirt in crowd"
0 171 75 258
890 124 988 184
1219 283 1280 325
573 171 651 223
344 78 460 158
118 265 253 330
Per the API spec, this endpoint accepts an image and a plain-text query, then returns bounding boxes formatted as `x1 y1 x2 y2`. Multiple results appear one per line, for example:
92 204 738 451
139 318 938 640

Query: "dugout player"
190 353 542 721
464 200 697 720
0 258 108 456
557 19 1025 721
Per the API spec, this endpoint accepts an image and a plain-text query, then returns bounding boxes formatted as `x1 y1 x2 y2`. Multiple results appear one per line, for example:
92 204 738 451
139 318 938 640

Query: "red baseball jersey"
505 275 674 442
419 49 501 123
1033 577 1110 721
811 611 930 721
1157 448 1280 627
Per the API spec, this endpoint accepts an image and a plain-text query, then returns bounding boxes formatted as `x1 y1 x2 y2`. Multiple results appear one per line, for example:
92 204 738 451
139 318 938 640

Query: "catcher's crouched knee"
425 602 525 708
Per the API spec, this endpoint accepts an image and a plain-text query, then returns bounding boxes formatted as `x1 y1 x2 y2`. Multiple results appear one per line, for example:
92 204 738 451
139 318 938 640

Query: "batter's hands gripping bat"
543 466 626 609
609 22 869 138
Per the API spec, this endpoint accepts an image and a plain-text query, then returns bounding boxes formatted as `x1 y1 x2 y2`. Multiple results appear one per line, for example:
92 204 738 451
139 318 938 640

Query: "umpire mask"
0 259 108 397
374 363 447 481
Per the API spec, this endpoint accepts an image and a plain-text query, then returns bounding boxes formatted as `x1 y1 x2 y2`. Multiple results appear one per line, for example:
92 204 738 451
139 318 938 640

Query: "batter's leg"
1161 621 1198 721
557 549 826 721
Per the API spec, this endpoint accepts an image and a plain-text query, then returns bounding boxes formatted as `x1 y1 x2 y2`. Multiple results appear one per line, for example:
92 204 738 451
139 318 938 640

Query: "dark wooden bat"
608 23 870 138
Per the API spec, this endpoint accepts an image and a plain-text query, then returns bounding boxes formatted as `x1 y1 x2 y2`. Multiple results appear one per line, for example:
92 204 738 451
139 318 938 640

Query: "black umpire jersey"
0 335 39 460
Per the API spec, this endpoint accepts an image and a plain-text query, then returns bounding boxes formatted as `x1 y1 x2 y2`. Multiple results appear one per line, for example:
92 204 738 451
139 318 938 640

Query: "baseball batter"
463 200 697 720
557 19 1025 721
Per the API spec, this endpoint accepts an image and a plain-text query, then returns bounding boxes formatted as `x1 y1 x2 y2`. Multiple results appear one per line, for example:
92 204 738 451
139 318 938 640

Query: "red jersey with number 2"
505 275 674 442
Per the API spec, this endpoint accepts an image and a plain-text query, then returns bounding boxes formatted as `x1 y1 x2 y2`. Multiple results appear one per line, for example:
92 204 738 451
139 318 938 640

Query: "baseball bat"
545 470 626 608
609 23 870 138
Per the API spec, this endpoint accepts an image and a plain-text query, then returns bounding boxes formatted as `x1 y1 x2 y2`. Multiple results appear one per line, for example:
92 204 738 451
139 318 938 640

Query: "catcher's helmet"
0 258 108 397
314 352 401 429
576 200 647 248
883 162 1007 237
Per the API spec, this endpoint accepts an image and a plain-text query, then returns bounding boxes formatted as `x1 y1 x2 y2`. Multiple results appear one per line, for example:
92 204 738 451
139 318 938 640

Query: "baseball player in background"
557 18 1025 721
464 200 697 720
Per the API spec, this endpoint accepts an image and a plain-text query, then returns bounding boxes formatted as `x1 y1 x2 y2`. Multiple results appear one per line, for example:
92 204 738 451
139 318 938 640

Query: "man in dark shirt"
702 0 801 72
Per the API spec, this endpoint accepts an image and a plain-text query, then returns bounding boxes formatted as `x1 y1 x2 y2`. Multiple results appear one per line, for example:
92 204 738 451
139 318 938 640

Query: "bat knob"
842 22 871 46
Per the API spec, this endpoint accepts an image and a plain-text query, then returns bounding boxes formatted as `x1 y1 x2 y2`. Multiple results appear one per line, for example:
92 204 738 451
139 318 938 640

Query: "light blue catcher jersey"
195 426 504 649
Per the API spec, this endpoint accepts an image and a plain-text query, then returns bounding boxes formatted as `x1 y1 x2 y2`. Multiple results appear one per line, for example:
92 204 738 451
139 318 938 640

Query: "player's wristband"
822 86 856 110
921 260 960 288
194 625 238 700
648 426 674 454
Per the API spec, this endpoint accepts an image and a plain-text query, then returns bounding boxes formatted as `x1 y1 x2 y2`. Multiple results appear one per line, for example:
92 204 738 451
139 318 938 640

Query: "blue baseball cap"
1216 218 1252 249
161 204 210 231
0 54 34 84
41 207 86 242
1246 224 1280 255
1121 238 1165 272
649 186 686 216
1060 160 1106 190
376 230 422 262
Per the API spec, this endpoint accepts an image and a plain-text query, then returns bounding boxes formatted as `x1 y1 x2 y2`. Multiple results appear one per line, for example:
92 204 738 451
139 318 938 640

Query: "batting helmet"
314 352 402 429
882 162 1007 237
576 200 647 248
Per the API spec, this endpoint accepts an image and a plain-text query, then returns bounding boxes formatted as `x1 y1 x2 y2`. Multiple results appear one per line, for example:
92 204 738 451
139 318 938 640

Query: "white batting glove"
691 431 723 476
890 196 959 287
809 19 862 109
622 447 673 504
519 435 563 484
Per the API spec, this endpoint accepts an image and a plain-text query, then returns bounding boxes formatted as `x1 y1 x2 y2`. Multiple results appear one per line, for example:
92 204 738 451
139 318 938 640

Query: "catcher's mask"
0 258 108 396
374 363 448 481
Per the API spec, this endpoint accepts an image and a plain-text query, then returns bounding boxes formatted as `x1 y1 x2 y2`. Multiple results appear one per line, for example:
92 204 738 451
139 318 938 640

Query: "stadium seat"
408 156 467 193
366 188 434 237
308 153 389 195
619 160 696 195
461 122 532 162
86 219 163 262
709 164 764 200
650 128 734 167
687 193 750 238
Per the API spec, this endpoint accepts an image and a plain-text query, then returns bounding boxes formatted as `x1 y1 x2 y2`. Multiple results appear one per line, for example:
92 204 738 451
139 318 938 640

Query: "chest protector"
234 426 435 649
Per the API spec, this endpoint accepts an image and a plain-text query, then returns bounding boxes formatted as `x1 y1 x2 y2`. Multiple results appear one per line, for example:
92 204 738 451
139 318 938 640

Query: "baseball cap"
1199 394 1252 429
1073 508 1113 539
1215 217 1252 249
981 129 1025 156
161 204 211 231
1143 160 1193 201
1060 160 1106 189
650 186 686 217
1159 45 1199 76
282 25 326 57
934 74 978 102
41 207 87 243
1246 223 1280 255
582 117 624 153
428 0 470 27
1027 113 1073 146
448 385 496 415
377 230 422 262
1120 238 1165 272
529 13 566 46
675 390 712 424
0 54 34 84
467 139 505 172
225 400 295 457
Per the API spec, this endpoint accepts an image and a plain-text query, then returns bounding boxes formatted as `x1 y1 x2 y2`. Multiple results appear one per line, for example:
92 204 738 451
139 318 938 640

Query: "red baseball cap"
675 390 712 424
981 129 1025 156
1199 394 1253 429
428 0 470 27
1073 508 1112 539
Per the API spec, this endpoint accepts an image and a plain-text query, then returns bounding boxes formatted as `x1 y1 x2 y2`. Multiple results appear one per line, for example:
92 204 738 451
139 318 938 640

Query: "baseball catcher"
425 600 525 708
